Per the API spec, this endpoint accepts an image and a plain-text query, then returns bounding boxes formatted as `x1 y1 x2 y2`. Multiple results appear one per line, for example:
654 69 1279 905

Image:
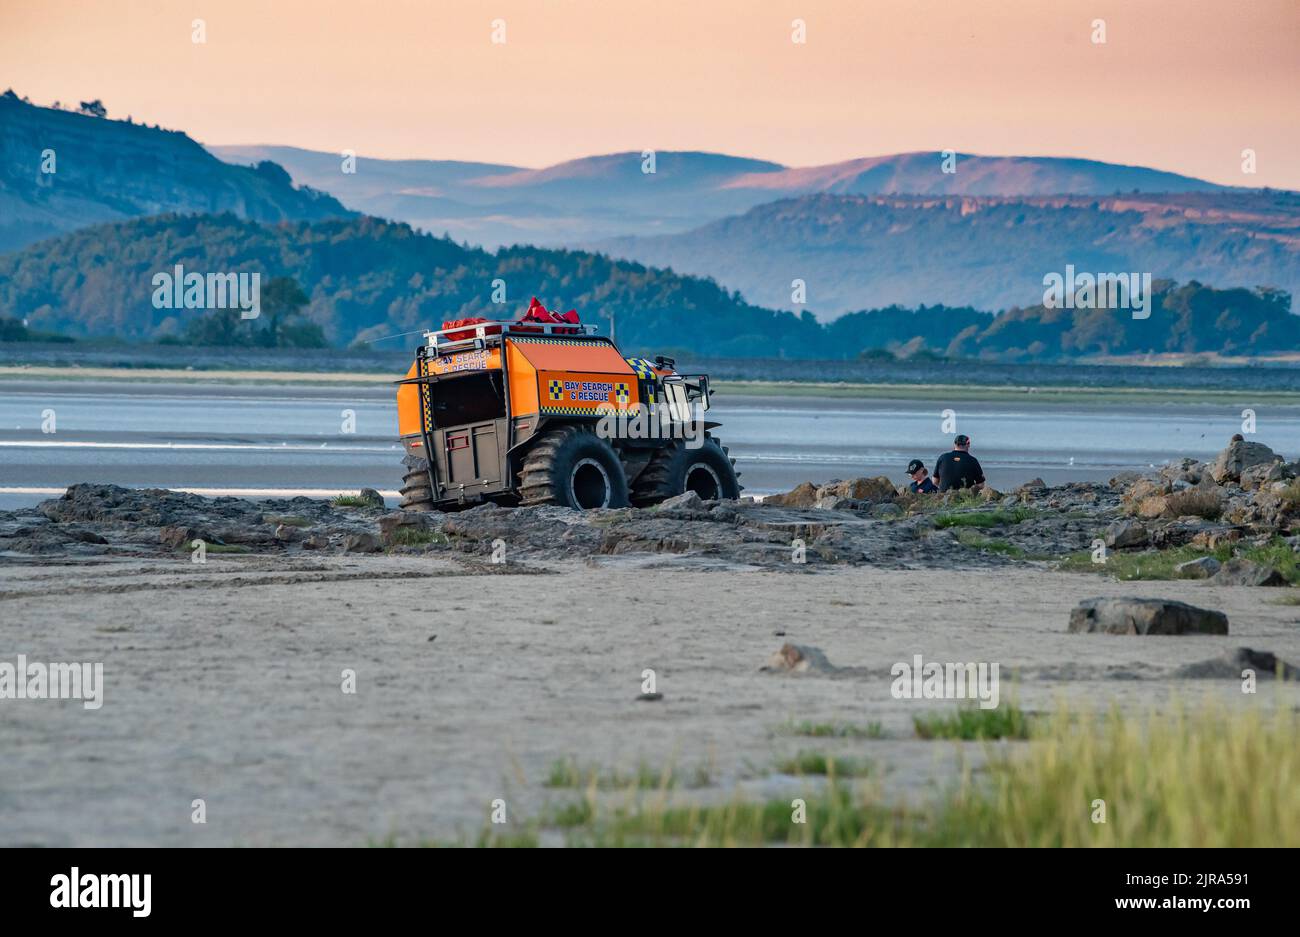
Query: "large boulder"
1121 478 1170 514
342 532 382 553
1109 471 1142 489
1068 597 1228 635
1175 556 1221 579
766 476 897 509
1210 440 1282 484
1209 559 1288 587
1104 519 1149 549
159 524 209 549
819 476 898 503
1190 527 1241 550
1240 462 1286 491
1135 495 1173 519
656 490 707 512
764 482 820 508
1159 458 1205 486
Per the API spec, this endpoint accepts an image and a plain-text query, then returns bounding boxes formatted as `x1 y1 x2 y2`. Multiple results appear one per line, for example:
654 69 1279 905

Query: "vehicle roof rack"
423 321 603 355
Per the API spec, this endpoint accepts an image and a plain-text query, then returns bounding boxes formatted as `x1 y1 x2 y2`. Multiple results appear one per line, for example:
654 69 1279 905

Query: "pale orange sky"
2 0 1298 187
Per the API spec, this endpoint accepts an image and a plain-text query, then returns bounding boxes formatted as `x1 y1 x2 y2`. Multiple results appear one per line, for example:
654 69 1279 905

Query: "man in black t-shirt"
933 435 986 492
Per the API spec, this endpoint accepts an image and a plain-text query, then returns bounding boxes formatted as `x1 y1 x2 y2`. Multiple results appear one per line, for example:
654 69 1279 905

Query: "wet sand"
2 553 1297 846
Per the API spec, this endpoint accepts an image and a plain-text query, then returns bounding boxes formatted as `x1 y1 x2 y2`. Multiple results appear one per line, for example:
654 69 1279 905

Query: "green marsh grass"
912 703 1033 740
1059 537 1298 583
535 701 1300 847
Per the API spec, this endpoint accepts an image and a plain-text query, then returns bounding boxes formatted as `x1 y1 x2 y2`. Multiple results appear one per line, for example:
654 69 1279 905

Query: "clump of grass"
934 507 1035 529
1164 487 1223 520
778 719 887 739
913 704 1032 740
1057 544 1224 580
1059 537 1297 583
1237 538 1300 584
263 514 311 528
543 758 705 791
954 529 1027 557
547 799 596 828
943 490 986 509
332 494 371 507
1278 480 1300 509
388 527 449 546
906 489 981 515
543 701 1300 847
774 751 873 777
562 783 906 847
932 703 1300 847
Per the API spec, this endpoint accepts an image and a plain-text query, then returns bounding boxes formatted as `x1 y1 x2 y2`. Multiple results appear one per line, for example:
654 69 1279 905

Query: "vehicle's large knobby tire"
519 425 630 509
631 437 742 506
399 455 436 511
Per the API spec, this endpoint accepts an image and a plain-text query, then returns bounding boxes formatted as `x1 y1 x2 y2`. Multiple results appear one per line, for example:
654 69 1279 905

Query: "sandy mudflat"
1 553 1297 847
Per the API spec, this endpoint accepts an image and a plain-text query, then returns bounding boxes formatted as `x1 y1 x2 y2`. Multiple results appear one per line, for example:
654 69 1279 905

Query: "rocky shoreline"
2 439 1297 583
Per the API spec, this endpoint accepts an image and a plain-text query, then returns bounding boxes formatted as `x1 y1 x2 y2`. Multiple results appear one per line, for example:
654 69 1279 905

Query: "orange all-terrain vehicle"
395 300 741 510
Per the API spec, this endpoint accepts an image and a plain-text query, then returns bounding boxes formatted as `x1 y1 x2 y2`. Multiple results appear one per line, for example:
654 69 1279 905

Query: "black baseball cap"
954 434 971 447
907 459 926 474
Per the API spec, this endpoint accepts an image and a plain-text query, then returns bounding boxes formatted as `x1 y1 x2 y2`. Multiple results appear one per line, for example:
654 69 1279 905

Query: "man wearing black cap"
933 435 986 492
907 459 939 493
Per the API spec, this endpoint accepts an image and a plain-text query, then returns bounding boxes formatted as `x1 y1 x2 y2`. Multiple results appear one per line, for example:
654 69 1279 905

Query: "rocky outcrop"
1105 519 1149 549
1210 440 1282 484
1209 559 1288 587
1174 556 1221 579
1068 597 1229 635
766 476 897 508
1175 647 1297 680
0 454 1289 581
763 482 819 508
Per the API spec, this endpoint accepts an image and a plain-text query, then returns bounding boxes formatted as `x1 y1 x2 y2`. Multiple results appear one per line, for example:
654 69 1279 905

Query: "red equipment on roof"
440 297 580 341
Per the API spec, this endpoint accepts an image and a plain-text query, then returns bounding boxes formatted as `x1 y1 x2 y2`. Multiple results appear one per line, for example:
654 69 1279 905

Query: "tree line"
0 213 1293 359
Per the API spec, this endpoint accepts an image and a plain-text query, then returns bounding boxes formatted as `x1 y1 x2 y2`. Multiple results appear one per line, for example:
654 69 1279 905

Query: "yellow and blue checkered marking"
626 357 657 379
540 405 607 416
419 357 433 432
547 379 565 401
510 336 598 347
614 382 630 404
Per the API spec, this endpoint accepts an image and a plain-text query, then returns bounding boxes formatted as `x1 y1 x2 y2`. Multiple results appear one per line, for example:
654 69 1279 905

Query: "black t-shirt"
933 450 985 491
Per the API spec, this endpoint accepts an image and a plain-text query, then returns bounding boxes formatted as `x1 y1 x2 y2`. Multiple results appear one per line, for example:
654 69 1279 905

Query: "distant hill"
1 213 1296 362
209 146 785 247
209 144 1230 250
720 152 1224 197
0 93 352 252
0 213 819 356
598 191 1300 316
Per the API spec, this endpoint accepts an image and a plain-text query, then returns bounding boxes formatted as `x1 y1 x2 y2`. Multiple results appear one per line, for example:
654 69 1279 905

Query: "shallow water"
1 381 1297 509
